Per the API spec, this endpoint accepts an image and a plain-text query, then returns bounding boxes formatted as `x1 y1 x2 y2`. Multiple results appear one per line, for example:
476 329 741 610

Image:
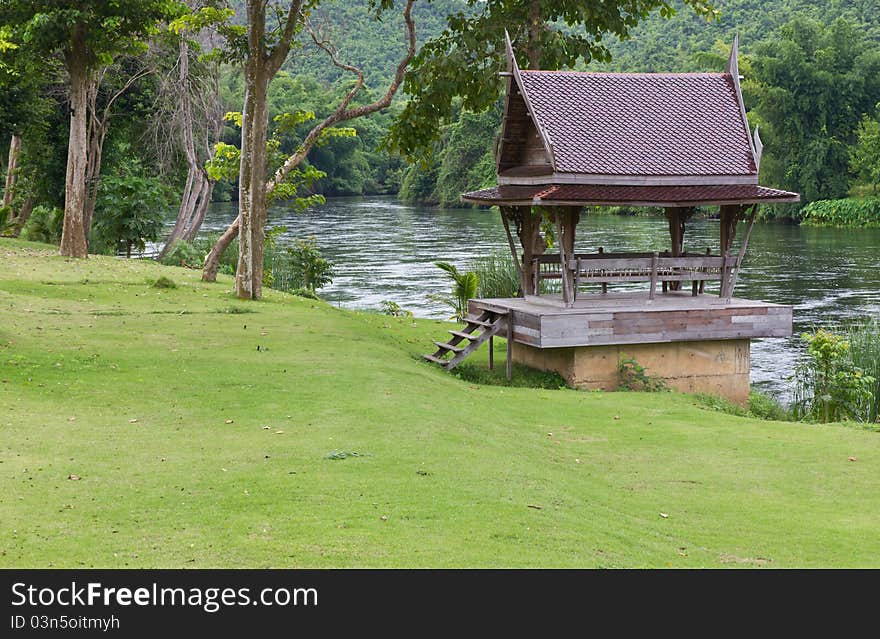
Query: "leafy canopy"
2 0 185 66
388 0 717 158
748 17 880 202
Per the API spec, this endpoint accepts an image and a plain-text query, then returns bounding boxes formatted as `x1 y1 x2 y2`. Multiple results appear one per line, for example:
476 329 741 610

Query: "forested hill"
227 0 467 89
598 0 880 71
294 0 466 88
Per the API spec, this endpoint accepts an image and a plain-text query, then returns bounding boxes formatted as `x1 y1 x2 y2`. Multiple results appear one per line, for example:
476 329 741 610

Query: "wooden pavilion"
424 35 798 404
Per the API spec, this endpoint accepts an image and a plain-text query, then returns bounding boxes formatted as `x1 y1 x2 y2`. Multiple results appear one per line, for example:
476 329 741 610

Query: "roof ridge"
520 70 729 77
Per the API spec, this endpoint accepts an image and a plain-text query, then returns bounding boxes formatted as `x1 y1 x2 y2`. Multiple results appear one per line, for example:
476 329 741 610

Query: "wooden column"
499 205 544 297
665 206 693 292
719 204 745 299
552 206 581 307
724 204 758 299
719 204 742 256
499 206 524 296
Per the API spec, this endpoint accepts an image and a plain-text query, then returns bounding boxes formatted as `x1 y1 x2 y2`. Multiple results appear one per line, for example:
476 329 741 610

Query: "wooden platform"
469 291 792 348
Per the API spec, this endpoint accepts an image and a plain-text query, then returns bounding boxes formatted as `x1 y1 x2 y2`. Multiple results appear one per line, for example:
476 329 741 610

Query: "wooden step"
432 340 464 353
448 330 480 341
422 354 450 365
464 318 494 328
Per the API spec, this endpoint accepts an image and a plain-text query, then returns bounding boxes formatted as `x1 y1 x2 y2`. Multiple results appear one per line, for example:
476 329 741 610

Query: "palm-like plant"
431 261 479 322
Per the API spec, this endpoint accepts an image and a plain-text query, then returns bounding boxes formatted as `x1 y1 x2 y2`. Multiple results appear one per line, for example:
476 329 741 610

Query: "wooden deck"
469 291 792 348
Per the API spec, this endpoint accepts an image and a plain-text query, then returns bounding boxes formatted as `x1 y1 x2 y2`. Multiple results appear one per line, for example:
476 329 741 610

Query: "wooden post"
726 205 758 300
665 207 692 292
506 314 513 382
599 246 607 294
649 251 658 301
720 251 730 298
553 210 571 306
514 206 543 297
489 335 494 370
499 207 523 292
719 204 741 256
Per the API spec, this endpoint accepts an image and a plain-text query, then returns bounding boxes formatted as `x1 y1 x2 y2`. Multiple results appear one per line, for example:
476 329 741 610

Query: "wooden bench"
532 250 739 300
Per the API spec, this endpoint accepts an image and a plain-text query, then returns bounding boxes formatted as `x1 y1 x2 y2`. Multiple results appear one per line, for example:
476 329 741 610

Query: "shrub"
151 276 177 289
472 250 519 299
799 198 880 227
20 205 63 244
93 173 172 256
380 300 413 317
430 261 478 321
617 355 668 392
159 240 203 269
841 317 880 423
285 236 333 291
791 329 875 423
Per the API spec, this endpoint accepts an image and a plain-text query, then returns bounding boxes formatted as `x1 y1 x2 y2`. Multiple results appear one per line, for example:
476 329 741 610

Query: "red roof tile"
462 184 799 206
518 71 757 177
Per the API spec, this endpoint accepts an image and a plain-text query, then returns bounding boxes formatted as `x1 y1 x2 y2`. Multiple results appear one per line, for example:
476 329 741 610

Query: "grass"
2 238 880 567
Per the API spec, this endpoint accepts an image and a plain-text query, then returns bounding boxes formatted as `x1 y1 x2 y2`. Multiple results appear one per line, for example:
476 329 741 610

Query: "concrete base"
512 339 751 405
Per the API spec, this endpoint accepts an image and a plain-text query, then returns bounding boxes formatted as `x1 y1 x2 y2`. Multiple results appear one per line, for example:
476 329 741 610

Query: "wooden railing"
531 250 740 300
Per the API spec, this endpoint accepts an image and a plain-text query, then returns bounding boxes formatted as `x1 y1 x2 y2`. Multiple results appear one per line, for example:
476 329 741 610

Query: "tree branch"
265 0 416 195
267 0 304 74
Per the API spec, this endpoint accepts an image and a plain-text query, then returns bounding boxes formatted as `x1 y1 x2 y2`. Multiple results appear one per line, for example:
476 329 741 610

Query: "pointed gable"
495 35 762 186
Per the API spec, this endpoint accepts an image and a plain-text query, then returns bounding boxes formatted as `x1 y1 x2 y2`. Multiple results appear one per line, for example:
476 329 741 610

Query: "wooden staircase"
423 308 512 379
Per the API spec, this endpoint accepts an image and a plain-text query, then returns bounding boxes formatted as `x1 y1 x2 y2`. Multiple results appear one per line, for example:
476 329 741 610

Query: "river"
200 196 880 398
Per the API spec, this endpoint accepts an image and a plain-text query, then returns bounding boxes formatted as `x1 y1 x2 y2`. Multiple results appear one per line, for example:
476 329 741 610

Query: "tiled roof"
518 71 757 176
461 184 799 206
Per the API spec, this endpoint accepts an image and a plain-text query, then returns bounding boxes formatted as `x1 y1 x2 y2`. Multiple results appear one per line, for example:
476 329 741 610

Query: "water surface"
201 196 880 397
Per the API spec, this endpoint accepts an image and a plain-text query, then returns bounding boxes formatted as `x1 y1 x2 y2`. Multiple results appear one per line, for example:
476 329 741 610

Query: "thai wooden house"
424 35 799 404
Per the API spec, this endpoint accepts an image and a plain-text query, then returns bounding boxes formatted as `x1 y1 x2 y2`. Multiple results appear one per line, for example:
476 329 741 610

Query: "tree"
387 0 716 159
3 0 182 257
156 17 226 257
0 22 52 232
748 17 880 203
851 113 880 194
200 0 417 299
92 171 171 258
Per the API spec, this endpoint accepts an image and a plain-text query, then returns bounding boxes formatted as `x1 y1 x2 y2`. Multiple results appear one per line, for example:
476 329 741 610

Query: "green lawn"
1 238 878 567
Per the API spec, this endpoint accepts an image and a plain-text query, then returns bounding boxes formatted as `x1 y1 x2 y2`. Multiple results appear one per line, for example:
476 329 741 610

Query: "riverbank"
2 238 880 567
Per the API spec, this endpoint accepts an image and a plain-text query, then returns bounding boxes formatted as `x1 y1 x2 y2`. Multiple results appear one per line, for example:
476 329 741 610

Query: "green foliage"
841 318 880 424
453 361 567 389
19 205 62 244
695 391 792 421
617 355 669 392
380 300 413 318
799 198 880 227
151 275 177 289
471 250 519 299
851 114 880 193
747 391 792 422
283 236 334 292
205 141 241 183
748 17 880 204
4 1 184 68
93 172 172 256
159 240 204 269
388 0 715 159
431 261 478 322
289 287 320 300
791 329 875 423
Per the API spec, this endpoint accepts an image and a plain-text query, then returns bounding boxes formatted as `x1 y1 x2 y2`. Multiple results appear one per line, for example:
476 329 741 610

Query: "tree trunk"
3 133 21 208
183 177 213 242
202 214 239 282
527 0 542 69
10 197 34 237
235 4 271 300
159 41 206 257
60 25 90 258
83 71 106 240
